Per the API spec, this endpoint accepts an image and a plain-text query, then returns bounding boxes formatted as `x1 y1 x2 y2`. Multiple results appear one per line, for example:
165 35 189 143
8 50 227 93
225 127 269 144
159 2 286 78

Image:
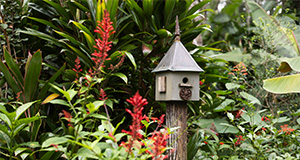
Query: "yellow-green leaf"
277 57 300 73
263 74 300 94
42 93 60 105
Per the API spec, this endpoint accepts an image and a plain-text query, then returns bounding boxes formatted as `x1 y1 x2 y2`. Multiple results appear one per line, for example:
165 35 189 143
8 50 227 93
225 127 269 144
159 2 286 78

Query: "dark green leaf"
24 50 42 102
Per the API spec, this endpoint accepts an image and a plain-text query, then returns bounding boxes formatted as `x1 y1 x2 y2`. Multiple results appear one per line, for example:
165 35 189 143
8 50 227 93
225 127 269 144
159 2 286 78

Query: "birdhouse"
152 17 203 101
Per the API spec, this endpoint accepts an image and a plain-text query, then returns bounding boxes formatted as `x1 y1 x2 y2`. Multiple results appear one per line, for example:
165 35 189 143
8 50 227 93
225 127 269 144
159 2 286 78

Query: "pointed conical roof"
152 40 204 73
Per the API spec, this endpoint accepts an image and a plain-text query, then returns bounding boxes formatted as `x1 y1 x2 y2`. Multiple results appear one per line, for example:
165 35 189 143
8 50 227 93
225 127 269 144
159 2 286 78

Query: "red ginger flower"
92 9 115 71
278 124 295 135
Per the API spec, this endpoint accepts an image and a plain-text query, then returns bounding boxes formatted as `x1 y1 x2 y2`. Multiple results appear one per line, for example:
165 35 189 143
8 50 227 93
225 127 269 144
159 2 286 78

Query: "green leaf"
14 148 28 156
71 1 89 12
214 13 230 23
30 113 42 141
107 0 118 21
53 30 81 46
0 127 11 147
89 113 107 120
67 89 77 102
87 101 104 113
263 74 300 94
142 0 153 18
240 92 261 105
297 118 300 125
96 0 105 23
213 99 235 112
63 42 94 67
15 101 36 120
44 0 70 20
123 51 137 70
4 48 23 89
49 99 70 107
0 113 12 129
187 0 211 16
39 63 66 100
19 142 40 149
19 28 62 47
213 49 251 62
292 109 300 116
225 83 241 90
0 59 21 94
82 31 96 51
70 21 95 39
164 0 175 26
277 57 300 73
49 84 70 101
227 112 234 121
14 117 40 137
24 50 42 102
276 116 290 123
111 73 128 84
28 17 60 30
42 137 69 148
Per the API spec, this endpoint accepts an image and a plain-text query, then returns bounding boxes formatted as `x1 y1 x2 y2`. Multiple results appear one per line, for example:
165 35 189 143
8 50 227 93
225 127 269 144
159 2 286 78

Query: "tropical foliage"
1 0 300 159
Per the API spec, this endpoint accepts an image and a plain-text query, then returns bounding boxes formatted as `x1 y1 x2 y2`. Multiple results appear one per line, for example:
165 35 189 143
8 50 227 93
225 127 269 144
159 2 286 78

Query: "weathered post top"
152 15 203 101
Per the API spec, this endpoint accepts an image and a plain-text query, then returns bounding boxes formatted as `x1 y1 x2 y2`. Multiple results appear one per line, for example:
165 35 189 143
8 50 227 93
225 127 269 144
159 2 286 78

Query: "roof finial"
175 15 180 41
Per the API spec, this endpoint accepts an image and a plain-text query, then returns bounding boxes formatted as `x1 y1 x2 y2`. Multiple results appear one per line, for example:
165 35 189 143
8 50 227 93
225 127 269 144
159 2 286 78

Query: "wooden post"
166 101 187 160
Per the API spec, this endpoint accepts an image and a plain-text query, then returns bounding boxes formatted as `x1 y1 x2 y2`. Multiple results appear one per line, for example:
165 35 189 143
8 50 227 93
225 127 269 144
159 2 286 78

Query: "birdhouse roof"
152 40 204 73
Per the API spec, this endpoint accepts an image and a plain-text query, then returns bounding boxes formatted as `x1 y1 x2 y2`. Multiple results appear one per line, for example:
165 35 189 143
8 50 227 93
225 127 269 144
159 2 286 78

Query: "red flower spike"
99 88 107 100
220 142 224 145
204 141 208 144
73 56 82 80
122 91 148 152
92 9 115 72
147 130 169 160
262 127 266 131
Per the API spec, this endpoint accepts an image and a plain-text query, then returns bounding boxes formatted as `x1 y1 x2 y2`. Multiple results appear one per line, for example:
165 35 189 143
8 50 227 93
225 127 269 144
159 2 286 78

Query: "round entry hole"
182 77 188 83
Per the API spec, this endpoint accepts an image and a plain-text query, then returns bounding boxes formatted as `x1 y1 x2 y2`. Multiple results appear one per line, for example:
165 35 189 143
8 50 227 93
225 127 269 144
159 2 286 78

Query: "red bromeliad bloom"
121 91 148 151
92 9 115 71
62 110 72 122
220 142 224 145
146 130 169 160
72 56 82 80
262 127 266 131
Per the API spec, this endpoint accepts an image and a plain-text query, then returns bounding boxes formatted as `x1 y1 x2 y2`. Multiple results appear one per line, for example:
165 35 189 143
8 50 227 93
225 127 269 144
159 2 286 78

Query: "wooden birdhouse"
152 18 203 101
